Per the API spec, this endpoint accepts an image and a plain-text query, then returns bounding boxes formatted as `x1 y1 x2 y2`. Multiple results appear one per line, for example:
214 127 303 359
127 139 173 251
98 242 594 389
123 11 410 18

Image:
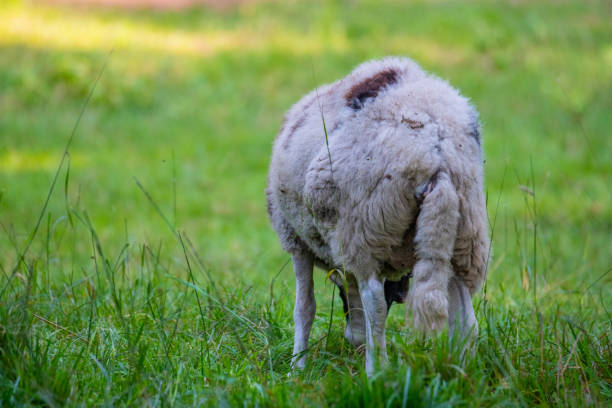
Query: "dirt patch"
38 0 252 11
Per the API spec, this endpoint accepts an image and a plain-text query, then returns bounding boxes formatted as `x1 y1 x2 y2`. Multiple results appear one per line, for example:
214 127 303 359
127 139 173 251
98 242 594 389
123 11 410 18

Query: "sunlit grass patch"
0 3 351 57
0 149 90 172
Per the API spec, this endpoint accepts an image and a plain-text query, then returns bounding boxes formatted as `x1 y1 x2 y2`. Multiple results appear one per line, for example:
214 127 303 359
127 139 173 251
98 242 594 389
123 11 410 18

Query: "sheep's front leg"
358 275 388 376
447 275 478 343
291 251 315 370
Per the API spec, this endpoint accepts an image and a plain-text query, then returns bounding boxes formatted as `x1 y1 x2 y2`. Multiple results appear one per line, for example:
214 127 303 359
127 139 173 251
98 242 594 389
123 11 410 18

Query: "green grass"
0 0 610 405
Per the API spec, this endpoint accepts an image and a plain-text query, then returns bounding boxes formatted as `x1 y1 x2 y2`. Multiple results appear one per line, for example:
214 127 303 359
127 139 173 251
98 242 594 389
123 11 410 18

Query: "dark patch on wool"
401 116 424 129
345 69 398 110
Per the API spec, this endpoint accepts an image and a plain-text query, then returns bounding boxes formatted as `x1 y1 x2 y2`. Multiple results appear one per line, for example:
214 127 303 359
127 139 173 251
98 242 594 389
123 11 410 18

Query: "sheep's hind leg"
409 171 459 332
447 275 478 349
344 274 366 347
330 272 365 347
291 251 315 370
358 275 388 377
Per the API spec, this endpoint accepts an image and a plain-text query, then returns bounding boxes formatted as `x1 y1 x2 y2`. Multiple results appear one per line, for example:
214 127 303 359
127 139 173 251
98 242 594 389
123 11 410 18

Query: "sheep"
266 57 489 376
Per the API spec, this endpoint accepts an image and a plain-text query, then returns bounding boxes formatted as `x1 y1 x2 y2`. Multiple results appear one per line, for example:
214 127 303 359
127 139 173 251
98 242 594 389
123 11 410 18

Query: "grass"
0 0 610 405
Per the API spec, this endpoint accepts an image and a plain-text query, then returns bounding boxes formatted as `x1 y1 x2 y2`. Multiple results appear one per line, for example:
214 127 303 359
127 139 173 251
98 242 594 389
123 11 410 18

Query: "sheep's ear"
467 106 481 146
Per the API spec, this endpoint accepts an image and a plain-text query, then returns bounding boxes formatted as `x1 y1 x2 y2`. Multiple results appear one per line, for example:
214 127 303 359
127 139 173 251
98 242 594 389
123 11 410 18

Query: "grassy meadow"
0 0 610 405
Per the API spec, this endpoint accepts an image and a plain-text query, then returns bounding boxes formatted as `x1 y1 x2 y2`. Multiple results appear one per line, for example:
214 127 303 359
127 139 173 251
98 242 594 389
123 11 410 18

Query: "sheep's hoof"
410 289 449 332
291 356 307 371
344 324 365 347
354 344 366 355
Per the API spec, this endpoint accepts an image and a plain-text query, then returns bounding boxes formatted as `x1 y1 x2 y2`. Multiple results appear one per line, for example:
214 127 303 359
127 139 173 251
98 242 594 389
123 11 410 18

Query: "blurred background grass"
0 0 610 404
1 0 609 291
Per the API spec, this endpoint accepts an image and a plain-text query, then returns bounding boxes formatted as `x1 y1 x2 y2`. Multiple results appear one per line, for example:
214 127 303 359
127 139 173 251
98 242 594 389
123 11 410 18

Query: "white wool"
267 57 489 373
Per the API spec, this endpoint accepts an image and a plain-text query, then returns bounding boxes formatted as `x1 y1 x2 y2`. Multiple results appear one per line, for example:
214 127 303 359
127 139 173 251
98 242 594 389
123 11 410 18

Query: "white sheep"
266 57 489 376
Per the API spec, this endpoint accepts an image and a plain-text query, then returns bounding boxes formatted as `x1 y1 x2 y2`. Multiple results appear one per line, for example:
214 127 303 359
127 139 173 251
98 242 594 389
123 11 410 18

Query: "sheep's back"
267 57 487 281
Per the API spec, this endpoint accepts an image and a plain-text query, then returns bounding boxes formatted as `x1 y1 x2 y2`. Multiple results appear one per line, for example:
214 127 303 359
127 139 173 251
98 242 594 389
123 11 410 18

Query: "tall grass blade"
0 51 112 301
